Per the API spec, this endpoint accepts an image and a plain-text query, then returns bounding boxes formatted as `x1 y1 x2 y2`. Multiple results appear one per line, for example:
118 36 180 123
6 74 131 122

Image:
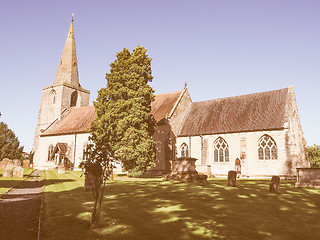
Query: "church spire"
53 17 80 87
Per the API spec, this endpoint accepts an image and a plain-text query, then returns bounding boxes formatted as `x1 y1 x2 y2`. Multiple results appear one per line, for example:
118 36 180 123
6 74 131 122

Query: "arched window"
180 143 188 157
70 91 78 107
83 142 92 161
49 89 56 104
258 135 278 160
48 145 54 161
213 137 229 162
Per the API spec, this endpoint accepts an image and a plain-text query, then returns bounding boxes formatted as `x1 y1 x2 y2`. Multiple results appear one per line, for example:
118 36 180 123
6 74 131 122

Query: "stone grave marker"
13 159 21 167
164 157 207 183
227 170 237 187
3 161 14 177
84 172 102 191
0 158 11 169
13 166 24 178
22 160 30 168
84 172 95 191
269 176 280 192
58 164 65 174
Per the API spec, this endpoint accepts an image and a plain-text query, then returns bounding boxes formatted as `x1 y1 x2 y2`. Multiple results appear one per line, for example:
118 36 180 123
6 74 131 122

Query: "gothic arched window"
49 89 56 104
83 141 92 161
258 135 278 160
48 145 54 161
180 143 188 157
213 137 229 162
70 91 78 107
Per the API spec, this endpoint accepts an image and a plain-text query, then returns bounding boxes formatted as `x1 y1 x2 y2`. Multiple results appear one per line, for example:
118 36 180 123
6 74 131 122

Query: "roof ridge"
193 87 289 104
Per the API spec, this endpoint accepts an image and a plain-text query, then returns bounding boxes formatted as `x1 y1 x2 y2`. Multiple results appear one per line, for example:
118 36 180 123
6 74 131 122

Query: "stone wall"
176 129 294 177
33 82 90 159
146 120 176 175
284 86 309 175
169 89 192 136
33 132 90 170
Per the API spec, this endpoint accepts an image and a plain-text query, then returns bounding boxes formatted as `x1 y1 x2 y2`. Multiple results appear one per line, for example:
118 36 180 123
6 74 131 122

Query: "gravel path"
0 170 43 240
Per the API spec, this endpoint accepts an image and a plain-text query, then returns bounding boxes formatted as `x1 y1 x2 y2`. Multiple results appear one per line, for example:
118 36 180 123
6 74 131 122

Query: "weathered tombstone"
13 159 21 167
57 164 65 174
269 176 280 193
0 158 11 169
3 162 14 177
84 172 102 191
227 170 237 187
13 166 24 178
84 172 95 191
295 168 320 188
164 157 207 183
23 160 30 168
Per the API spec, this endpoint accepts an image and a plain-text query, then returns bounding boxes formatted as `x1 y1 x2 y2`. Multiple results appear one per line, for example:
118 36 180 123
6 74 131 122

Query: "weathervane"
184 82 187 88
72 13 74 22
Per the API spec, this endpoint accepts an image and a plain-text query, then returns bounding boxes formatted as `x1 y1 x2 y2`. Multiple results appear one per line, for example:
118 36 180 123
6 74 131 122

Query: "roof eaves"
41 130 91 137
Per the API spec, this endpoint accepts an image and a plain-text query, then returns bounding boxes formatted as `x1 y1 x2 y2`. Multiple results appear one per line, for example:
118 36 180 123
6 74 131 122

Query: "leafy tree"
307 145 320 168
91 46 156 176
84 46 156 225
0 122 24 160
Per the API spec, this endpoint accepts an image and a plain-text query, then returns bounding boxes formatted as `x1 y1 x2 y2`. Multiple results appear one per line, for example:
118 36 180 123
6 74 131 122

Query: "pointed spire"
53 17 80 87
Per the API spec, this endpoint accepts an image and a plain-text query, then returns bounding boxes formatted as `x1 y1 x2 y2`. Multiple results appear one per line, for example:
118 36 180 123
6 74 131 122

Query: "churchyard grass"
0 168 34 195
41 170 320 240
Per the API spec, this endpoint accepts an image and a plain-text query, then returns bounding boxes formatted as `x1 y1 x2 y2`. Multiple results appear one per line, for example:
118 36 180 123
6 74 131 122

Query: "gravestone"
23 160 30 168
269 176 280 192
13 159 21 167
13 166 24 178
3 162 14 177
84 172 102 191
84 172 95 191
227 170 237 187
57 164 65 174
164 157 207 183
295 168 320 188
0 158 11 169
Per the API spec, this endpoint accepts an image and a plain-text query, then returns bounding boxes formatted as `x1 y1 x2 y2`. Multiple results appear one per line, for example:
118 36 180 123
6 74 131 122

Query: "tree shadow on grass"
41 177 320 240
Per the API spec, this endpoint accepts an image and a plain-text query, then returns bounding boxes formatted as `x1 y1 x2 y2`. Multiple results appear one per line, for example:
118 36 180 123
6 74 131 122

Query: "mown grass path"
0 170 43 240
42 170 320 240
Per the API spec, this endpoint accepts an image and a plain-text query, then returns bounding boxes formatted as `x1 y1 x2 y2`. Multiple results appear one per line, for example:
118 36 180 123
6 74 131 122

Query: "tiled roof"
178 88 289 136
42 106 95 136
42 90 183 136
150 90 183 122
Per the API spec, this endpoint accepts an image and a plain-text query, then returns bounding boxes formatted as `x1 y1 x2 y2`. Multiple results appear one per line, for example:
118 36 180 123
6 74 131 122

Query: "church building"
32 20 309 178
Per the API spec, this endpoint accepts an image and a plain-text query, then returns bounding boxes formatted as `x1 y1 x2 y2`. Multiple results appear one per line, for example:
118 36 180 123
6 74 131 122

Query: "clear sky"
0 0 319 152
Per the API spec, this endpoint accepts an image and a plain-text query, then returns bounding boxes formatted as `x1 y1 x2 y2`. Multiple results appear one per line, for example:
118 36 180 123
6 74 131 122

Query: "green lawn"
0 168 34 195
41 170 320 240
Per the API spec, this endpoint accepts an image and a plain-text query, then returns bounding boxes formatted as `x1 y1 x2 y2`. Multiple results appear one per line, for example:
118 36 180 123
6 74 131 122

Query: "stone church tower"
32 19 90 154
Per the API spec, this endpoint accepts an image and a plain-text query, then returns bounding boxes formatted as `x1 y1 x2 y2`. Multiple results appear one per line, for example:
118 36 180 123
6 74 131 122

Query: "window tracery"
180 143 188 157
213 137 229 162
83 142 90 161
258 135 278 160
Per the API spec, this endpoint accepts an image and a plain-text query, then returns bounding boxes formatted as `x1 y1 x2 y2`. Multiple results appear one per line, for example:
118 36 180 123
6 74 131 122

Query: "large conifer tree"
90 46 156 176
0 122 23 160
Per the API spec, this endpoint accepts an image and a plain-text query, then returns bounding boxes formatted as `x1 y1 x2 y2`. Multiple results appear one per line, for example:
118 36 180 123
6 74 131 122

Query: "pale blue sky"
0 0 319 152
